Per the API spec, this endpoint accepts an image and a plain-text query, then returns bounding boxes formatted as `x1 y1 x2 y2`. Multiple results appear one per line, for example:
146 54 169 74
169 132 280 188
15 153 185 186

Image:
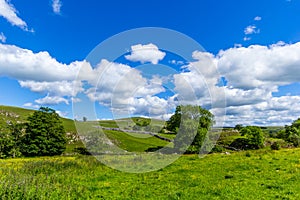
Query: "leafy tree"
168 105 214 153
21 107 67 156
0 122 24 158
240 126 264 149
83 116 87 122
277 118 300 147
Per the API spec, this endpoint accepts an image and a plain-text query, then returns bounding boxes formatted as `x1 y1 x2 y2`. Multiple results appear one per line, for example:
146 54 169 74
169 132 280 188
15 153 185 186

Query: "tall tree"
21 107 67 156
167 105 214 153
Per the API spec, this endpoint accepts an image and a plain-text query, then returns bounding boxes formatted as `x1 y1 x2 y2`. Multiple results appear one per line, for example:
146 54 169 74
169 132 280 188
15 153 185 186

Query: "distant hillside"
0 105 170 153
0 105 76 133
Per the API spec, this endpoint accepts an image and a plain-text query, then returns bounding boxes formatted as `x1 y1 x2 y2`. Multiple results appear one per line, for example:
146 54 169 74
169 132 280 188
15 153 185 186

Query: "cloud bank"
1 41 300 126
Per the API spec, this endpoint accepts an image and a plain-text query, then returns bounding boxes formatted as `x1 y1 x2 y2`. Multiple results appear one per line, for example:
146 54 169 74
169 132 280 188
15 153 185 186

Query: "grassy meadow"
1 148 300 199
1 105 300 199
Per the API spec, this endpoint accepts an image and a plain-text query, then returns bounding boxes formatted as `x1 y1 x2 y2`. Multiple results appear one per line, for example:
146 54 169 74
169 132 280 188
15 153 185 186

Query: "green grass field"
2 105 298 199
1 148 300 199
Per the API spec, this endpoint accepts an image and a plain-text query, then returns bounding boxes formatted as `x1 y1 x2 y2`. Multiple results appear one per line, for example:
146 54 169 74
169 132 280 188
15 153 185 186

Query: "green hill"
0 105 171 153
0 105 76 133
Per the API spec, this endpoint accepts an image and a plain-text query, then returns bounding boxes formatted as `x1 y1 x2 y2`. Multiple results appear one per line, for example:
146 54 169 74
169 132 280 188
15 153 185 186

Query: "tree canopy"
166 105 214 153
21 107 67 156
277 118 300 147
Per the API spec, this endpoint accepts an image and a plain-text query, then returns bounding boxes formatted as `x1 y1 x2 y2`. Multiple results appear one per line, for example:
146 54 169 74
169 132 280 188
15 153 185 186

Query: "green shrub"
271 142 281 150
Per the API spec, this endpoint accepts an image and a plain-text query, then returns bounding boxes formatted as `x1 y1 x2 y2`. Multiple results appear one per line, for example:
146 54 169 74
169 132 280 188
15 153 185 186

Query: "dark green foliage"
74 147 92 155
0 122 24 158
277 118 300 147
241 126 264 149
168 105 214 153
230 126 264 150
21 107 67 156
166 106 181 133
271 142 281 150
229 138 252 150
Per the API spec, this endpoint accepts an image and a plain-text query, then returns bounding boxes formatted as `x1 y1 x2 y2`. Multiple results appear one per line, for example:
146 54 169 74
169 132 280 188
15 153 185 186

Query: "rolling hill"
0 105 172 153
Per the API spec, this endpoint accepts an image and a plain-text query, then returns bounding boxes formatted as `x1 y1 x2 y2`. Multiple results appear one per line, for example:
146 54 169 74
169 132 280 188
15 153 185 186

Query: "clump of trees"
230 126 265 150
0 107 67 158
166 105 214 153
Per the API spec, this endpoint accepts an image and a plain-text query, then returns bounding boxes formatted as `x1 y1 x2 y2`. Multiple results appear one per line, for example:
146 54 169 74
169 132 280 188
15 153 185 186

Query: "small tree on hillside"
21 107 67 156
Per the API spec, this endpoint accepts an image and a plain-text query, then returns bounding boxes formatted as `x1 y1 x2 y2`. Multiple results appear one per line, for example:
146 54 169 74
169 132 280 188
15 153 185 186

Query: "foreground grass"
1 148 300 199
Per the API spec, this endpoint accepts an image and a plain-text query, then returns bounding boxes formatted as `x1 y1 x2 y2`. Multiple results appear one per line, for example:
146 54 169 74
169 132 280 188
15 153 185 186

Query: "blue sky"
1 0 300 126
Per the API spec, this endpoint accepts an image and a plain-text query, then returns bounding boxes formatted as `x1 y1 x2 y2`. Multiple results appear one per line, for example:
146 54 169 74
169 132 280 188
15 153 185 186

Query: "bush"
211 145 224 153
229 138 252 150
271 142 281 150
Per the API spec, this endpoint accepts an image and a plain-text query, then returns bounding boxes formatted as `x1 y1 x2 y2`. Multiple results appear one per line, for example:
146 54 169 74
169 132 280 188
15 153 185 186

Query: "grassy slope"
0 105 169 153
1 148 300 199
104 130 170 152
0 105 76 133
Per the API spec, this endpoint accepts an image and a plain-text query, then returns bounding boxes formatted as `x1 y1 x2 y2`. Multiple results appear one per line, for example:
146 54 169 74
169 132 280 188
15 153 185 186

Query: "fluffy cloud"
0 0 31 31
221 95 300 126
170 42 300 126
0 44 82 81
2 40 300 126
217 42 300 89
19 80 83 97
125 43 166 64
84 59 168 117
214 42 300 126
52 0 62 14
0 32 6 43
35 95 69 105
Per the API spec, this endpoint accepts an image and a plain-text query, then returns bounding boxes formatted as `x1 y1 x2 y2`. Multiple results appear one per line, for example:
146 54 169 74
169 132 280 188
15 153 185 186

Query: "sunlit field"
1 148 300 199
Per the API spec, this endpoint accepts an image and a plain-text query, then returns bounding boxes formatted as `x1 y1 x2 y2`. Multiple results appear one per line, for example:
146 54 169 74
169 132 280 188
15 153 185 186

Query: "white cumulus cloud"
0 44 82 81
125 43 166 64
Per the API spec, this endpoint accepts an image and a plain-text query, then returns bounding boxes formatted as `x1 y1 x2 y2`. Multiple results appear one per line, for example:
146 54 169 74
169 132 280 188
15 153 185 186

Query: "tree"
21 107 67 156
167 105 214 153
240 126 264 149
83 116 87 122
166 106 181 133
0 122 24 158
277 118 300 147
